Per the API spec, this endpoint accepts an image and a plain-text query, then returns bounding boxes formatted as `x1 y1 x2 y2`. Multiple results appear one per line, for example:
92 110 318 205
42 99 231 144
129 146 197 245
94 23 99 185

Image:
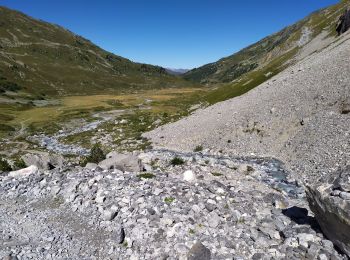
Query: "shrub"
194 145 203 152
138 173 155 179
13 157 26 170
211 172 223 177
164 197 175 204
0 157 12 172
170 157 185 166
80 143 105 166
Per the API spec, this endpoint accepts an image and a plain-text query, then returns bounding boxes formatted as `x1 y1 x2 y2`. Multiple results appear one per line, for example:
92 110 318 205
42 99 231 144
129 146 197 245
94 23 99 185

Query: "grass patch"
211 172 223 177
138 173 155 179
80 143 105 166
164 197 175 204
13 157 26 170
0 157 12 172
0 123 15 132
170 157 185 166
194 145 203 152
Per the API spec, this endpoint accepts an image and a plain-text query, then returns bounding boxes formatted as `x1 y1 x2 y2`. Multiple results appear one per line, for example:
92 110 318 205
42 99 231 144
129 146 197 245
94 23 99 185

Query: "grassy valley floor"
0 87 208 160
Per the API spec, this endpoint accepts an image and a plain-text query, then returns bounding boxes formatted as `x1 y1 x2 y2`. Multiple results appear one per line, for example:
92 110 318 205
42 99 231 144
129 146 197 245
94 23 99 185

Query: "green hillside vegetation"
184 0 348 85
0 6 196 99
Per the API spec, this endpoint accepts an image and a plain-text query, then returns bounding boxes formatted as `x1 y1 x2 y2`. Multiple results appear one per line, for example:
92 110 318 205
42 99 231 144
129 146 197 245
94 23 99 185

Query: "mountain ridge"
183 0 349 85
0 6 195 98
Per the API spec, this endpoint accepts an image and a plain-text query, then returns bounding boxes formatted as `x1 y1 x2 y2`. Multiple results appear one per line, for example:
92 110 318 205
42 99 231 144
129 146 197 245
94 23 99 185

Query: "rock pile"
0 150 346 259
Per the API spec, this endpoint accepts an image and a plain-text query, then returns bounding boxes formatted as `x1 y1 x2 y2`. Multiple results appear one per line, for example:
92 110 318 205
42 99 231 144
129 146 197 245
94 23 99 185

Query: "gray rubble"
0 150 346 259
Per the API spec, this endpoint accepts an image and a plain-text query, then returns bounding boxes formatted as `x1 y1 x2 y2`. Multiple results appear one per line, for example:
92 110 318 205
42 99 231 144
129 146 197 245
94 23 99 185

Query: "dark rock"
252 253 265 260
282 206 309 223
116 226 125 244
336 9 350 36
187 241 211 260
147 207 156 215
333 166 350 192
205 203 217 212
340 100 350 115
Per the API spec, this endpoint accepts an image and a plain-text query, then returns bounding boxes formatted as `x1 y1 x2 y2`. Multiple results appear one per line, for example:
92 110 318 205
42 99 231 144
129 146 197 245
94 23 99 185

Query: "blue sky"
1 0 339 69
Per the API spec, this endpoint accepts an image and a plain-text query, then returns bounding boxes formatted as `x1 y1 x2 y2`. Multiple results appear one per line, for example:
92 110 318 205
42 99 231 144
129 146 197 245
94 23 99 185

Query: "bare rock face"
21 152 63 170
337 9 350 36
306 166 350 256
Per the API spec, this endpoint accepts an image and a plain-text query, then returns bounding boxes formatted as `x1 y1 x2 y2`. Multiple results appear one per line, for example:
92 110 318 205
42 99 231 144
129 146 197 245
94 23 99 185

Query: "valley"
1 1 350 259
0 87 207 157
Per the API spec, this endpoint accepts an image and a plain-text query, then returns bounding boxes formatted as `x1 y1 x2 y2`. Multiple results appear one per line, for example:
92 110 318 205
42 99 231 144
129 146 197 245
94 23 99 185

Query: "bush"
80 143 105 166
164 197 175 204
13 157 26 170
194 145 203 152
0 81 22 92
0 157 12 172
170 156 185 166
138 173 155 179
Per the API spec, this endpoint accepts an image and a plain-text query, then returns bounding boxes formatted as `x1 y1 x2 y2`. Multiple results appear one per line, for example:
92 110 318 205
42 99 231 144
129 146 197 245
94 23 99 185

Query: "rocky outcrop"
337 9 350 36
306 166 350 256
21 152 64 170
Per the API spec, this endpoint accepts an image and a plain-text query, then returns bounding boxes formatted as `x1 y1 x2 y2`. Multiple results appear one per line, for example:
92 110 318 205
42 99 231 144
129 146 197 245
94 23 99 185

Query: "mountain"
0 6 194 98
165 68 190 75
184 0 349 85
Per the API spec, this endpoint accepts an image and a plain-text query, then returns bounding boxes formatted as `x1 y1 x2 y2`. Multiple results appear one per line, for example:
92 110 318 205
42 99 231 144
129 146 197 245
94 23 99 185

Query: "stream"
28 109 127 156
151 149 304 199
27 112 303 199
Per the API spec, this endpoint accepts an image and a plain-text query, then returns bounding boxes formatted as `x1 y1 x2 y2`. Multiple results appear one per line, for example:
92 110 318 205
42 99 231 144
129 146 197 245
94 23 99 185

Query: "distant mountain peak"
166 68 190 75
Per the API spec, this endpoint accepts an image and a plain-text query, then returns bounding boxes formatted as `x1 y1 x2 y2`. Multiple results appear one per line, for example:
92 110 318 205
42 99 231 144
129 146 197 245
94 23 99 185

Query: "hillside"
184 0 348 86
0 6 194 99
145 30 350 182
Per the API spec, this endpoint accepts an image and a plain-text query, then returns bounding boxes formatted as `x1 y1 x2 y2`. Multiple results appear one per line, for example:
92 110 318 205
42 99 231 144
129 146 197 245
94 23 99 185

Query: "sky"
0 0 339 69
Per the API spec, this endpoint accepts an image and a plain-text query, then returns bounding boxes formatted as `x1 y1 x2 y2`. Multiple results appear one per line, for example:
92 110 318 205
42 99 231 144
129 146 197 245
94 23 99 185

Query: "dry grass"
2 87 204 131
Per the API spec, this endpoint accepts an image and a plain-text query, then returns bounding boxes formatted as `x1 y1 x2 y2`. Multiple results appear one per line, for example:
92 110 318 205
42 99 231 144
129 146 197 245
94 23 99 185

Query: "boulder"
306 166 350 256
183 170 196 182
336 9 350 36
187 241 211 260
21 152 64 170
237 164 254 175
85 163 100 171
9 165 38 178
98 153 142 172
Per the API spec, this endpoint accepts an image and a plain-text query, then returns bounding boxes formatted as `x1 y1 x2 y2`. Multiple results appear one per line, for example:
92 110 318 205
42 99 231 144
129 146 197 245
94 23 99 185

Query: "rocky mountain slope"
0 6 193 98
184 0 348 85
145 30 350 184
